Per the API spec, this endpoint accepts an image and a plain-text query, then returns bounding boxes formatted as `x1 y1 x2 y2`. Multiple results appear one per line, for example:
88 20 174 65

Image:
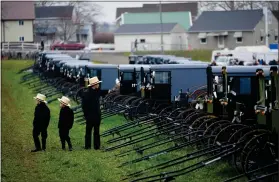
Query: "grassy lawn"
123 50 212 62
92 60 107 64
2 60 244 182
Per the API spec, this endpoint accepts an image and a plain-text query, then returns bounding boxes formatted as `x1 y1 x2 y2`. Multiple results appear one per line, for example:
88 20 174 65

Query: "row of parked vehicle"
128 54 207 65
23 50 279 182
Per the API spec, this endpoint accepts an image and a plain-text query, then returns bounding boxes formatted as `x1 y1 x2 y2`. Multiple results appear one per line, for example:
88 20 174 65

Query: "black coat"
81 88 101 122
58 106 74 130
33 102 50 130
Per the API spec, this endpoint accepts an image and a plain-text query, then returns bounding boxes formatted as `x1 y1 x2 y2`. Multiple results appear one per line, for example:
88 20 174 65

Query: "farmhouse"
1 1 35 43
187 9 278 50
34 6 93 45
114 23 187 52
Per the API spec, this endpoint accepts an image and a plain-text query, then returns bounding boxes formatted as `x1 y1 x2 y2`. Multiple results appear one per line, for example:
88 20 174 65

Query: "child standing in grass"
32 93 50 152
58 96 74 151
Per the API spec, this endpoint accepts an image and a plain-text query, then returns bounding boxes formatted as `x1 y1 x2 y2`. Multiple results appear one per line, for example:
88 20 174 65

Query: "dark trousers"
85 120 100 149
59 129 72 149
33 127 47 150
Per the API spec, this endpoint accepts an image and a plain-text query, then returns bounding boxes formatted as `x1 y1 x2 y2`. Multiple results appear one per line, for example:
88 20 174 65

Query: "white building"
1 1 35 43
114 23 188 52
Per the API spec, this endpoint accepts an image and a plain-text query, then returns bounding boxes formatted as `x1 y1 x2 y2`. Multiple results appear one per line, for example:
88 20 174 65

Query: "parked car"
50 41 85 50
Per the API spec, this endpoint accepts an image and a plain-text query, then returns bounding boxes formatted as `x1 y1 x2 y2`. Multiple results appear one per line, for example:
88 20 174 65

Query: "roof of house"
1 1 35 20
35 6 74 19
188 9 264 32
272 10 279 21
116 2 197 19
114 23 177 34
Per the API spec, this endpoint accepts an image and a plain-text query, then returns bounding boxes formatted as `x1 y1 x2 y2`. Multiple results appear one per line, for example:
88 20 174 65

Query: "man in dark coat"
81 76 102 150
40 39 44 51
58 96 74 151
134 39 138 51
32 93 50 152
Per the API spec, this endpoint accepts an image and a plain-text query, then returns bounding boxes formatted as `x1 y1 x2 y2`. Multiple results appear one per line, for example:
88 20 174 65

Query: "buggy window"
90 69 98 77
72 68 77 75
155 72 170 84
80 68 85 76
214 76 223 93
239 77 251 95
122 72 133 81
230 77 240 95
230 77 251 95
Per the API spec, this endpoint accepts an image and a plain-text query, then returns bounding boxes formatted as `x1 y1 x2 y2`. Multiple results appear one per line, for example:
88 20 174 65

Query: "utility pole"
264 7 269 47
159 1 164 54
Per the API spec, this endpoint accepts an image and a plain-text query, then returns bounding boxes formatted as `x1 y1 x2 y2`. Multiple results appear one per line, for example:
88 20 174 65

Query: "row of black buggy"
128 54 199 65
19 51 278 182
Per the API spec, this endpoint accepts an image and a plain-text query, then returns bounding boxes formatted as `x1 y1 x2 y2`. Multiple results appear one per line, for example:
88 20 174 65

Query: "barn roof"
116 2 198 19
35 6 74 19
272 10 279 21
1 1 35 20
188 9 264 32
114 23 177 34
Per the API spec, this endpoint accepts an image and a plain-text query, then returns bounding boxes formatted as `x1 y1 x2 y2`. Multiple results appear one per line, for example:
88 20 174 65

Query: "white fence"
130 42 189 52
1 42 53 51
1 42 42 51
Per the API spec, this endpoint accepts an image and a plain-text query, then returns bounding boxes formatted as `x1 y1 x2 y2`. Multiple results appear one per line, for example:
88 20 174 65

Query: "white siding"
3 20 34 42
1 21 4 42
114 34 172 52
170 24 188 50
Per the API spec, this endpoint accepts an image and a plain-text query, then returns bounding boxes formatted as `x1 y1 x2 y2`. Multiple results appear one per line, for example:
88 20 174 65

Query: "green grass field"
2 60 244 182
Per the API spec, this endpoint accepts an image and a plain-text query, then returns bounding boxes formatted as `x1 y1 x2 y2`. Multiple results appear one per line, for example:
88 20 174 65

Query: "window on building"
200 38 207 44
275 35 278 41
19 36 24 41
260 36 264 42
81 34 88 40
236 37 242 43
19 20 24 25
140 39 145 43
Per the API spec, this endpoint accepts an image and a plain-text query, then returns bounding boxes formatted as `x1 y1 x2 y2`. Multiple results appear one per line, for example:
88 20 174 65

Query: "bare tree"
262 1 279 11
70 2 103 42
56 18 77 41
33 19 54 43
200 1 279 11
34 1 56 7
200 1 244 11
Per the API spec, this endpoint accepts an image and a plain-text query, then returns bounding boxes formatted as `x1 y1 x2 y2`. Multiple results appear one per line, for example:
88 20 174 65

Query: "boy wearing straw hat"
58 96 74 151
32 93 50 152
81 76 102 150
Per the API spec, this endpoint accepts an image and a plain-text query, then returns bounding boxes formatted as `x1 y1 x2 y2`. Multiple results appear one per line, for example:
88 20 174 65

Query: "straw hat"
88 76 102 87
58 96 71 107
34 93 47 103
